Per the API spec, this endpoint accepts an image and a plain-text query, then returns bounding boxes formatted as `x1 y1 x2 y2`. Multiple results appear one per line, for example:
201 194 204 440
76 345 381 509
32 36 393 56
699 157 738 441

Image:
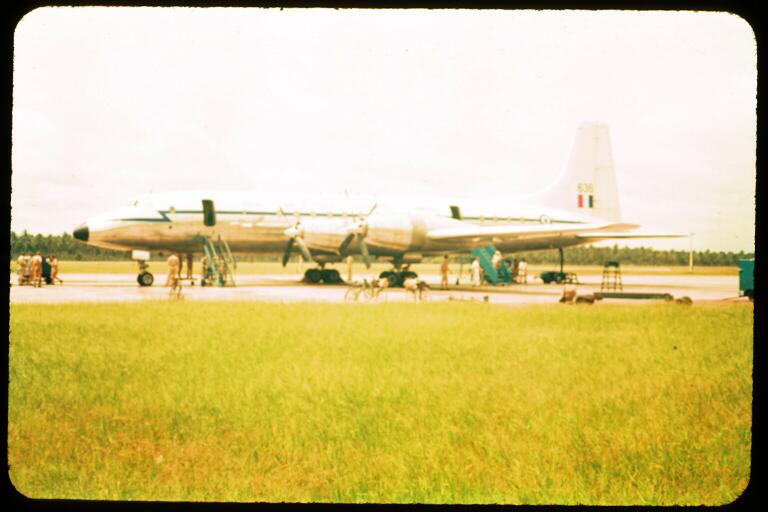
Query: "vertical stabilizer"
529 123 621 222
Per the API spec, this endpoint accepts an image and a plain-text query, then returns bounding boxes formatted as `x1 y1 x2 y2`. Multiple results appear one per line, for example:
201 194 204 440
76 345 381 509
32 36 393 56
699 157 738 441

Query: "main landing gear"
302 259 418 287
303 267 343 284
137 260 154 287
378 262 418 288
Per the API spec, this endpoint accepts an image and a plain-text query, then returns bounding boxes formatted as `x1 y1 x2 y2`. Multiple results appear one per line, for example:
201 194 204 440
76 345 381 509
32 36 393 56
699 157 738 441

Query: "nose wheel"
136 260 154 287
138 271 155 286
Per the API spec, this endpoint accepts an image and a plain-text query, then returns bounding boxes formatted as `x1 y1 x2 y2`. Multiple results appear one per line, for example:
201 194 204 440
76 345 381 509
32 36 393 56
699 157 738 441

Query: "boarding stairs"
201 236 237 287
600 261 622 291
470 246 512 285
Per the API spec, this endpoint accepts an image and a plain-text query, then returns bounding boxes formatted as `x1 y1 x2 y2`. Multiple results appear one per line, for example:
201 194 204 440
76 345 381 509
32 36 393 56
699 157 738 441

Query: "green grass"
8 302 752 504
10 260 738 276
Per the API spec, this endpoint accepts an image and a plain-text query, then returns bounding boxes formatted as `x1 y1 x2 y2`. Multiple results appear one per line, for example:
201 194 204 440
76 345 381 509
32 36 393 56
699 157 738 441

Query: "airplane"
72 122 684 286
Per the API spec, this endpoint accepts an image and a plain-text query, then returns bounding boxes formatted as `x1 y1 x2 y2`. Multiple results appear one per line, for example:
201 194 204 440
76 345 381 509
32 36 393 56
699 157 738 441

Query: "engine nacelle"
296 218 349 254
364 212 415 254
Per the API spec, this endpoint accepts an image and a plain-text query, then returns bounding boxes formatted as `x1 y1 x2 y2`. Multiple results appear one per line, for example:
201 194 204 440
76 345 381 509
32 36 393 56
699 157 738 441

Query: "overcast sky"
11 8 756 252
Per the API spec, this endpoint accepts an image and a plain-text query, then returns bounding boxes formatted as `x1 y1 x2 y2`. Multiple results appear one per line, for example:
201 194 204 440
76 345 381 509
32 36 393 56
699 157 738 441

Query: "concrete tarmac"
9 271 746 305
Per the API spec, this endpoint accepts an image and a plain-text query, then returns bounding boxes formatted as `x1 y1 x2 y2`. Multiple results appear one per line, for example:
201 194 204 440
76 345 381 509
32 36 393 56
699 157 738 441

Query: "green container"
738 259 754 299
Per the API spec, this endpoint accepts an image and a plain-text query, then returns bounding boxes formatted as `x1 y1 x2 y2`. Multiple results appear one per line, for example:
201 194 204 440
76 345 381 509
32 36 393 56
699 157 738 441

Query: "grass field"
8 302 752 504
9 259 739 277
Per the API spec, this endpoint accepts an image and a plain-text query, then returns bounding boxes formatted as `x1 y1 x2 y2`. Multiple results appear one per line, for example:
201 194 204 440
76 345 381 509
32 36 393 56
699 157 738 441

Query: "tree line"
507 245 754 267
9 230 754 266
10 231 129 260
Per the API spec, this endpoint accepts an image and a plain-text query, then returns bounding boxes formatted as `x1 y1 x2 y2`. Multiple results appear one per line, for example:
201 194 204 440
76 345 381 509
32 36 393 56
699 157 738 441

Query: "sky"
11 8 756 252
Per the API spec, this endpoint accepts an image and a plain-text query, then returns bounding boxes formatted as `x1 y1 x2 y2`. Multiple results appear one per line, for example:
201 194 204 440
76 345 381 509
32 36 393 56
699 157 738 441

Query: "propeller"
280 210 313 267
338 203 378 268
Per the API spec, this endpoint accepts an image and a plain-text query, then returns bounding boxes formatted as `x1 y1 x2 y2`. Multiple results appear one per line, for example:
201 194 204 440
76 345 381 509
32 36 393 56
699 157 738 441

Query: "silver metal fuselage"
77 191 600 260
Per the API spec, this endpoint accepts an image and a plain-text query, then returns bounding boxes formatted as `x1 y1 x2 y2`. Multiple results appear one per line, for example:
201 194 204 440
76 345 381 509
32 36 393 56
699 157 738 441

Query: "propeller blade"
282 238 295 267
367 203 378 217
338 233 355 258
357 233 371 269
295 237 313 262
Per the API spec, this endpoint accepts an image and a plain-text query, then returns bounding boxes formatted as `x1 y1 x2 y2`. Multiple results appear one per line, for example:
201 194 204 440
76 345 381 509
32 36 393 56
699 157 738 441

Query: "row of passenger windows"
154 208 530 222
155 207 366 218
134 205 538 224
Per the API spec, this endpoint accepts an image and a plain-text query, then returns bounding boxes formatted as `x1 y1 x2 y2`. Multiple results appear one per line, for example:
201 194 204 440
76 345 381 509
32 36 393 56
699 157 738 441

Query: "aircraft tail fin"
527 122 622 222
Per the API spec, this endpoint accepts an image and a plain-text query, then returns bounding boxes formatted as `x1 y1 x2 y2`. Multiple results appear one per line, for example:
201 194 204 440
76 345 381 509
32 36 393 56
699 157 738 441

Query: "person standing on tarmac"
30 251 43 287
471 257 481 287
16 252 27 285
23 252 32 285
49 255 62 284
491 250 503 279
200 255 210 285
166 254 180 288
518 258 528 284
440 255 450 290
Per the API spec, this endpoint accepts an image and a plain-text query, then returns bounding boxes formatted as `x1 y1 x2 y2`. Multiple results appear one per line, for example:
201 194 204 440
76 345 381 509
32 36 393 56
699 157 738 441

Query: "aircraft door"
202 199 216 226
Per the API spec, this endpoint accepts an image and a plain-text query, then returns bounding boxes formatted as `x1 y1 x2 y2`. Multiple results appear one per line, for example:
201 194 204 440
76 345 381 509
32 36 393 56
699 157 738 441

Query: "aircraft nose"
73 223 89 242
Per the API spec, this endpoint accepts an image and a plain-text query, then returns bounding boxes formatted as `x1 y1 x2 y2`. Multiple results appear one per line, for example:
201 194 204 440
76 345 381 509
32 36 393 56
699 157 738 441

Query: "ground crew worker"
23 252 31 285
200 255 211 286
217 255 226 284
492 250 503 279
518 258 528 284
48 255 62 284
440 255 450 290
16 252 27 285
166 254 180 288
471 257 481 287
31 251 43 287
512 258 520 284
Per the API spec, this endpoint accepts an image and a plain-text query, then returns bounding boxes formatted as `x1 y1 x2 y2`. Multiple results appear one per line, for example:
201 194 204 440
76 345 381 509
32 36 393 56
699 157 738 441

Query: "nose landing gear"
137 260 154 287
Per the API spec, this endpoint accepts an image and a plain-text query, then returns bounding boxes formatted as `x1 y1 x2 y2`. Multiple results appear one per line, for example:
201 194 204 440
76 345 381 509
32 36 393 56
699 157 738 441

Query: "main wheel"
305 268 322 284
138 272 154 287
379 271 397 287
321 268 342 284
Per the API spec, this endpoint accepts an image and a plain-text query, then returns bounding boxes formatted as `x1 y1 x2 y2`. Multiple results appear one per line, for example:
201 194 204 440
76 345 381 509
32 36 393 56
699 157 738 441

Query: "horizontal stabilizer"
427 222 641 243
576 231 688 240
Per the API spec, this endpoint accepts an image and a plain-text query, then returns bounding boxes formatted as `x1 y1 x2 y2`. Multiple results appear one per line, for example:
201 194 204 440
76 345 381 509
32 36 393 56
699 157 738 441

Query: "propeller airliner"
72 123 682 286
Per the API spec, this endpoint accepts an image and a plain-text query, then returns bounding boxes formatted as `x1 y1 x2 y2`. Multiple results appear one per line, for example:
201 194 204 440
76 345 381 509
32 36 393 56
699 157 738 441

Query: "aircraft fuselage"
74 191 597 261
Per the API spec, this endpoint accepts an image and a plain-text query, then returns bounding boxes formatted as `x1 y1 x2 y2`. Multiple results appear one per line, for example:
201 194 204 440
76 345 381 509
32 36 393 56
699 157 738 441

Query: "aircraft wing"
426 222 643 244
